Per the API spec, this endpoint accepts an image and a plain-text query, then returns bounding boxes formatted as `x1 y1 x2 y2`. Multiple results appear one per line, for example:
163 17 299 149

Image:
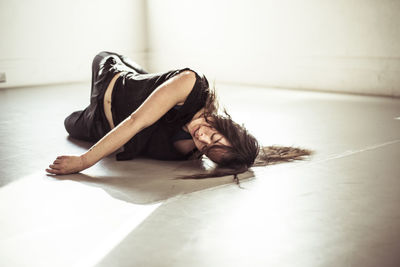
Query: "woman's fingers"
46 168 56 174
53 157 67 165
45 167 61 175
46 163 66 175
46 155 84 175
49 164 60 170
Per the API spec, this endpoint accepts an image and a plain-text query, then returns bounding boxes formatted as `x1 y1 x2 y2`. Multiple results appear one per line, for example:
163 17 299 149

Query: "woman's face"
186 117 231 158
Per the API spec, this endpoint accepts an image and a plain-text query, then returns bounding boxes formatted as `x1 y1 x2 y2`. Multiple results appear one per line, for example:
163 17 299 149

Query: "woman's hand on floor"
45 155 87 175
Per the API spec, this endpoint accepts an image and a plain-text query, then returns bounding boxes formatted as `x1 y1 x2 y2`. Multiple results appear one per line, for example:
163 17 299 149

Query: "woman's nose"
197 127 212 143
198 133 210 143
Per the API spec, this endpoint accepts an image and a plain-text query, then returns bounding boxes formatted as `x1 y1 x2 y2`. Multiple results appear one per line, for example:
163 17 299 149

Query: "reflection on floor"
0 82 399 267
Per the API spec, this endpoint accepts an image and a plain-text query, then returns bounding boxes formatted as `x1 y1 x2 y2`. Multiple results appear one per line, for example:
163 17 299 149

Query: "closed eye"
210 133 217 141
211 133 223 145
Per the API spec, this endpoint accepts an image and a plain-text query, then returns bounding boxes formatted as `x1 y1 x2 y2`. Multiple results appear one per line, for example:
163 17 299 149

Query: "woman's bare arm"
46 70 196 175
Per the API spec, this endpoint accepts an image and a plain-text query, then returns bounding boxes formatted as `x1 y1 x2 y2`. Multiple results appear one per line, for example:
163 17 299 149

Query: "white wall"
0 0 147 88
2 0 399 97
146 0 400 97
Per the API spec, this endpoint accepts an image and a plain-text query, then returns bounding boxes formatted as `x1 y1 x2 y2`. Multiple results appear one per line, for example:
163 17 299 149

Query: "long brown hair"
181 83 313 184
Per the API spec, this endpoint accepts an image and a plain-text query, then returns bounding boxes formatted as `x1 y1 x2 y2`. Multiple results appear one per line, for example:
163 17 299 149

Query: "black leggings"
64 51 148 142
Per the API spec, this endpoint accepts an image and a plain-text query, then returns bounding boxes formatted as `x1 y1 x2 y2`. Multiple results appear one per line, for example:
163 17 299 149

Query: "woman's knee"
64 111 85 137
64 111 96 142
64 113 76 136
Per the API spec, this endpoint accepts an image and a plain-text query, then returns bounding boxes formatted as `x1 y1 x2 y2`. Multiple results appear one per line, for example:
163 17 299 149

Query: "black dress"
64 51 210 161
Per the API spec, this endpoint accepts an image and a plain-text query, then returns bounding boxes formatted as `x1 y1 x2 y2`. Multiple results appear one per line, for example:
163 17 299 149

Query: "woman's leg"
64 109 97 142
90 51 115 97
64 51 147 142
116 53 148 74
100 51 149 74
64 52 114 142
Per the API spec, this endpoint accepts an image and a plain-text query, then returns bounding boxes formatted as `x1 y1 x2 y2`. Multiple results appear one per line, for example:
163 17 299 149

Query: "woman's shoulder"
168 68 208 86
163 67 209 102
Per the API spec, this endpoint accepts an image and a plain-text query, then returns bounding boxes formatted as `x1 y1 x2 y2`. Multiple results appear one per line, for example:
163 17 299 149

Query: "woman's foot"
103 51 148 74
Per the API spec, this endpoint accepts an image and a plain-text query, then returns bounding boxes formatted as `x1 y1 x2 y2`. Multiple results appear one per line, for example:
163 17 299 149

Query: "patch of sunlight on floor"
0 172 161 267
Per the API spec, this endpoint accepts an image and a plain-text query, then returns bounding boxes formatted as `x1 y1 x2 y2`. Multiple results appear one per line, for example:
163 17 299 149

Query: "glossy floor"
0 82 399 267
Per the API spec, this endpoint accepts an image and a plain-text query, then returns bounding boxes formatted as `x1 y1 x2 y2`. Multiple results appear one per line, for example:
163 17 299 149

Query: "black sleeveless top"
110 68 210 161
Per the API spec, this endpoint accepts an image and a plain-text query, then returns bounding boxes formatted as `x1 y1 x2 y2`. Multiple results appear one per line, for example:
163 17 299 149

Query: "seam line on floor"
312 139 400 165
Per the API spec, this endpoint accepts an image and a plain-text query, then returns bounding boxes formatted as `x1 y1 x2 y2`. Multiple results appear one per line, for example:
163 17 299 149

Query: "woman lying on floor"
45 51 311 180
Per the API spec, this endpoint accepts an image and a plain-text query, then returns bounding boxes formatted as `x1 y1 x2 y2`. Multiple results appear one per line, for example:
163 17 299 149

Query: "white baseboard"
147 52 400 98
0 51 148 89
6 51 398 98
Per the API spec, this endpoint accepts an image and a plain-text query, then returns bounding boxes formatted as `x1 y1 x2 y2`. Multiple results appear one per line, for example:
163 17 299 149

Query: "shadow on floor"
47 156 255 205
66 136 93 150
